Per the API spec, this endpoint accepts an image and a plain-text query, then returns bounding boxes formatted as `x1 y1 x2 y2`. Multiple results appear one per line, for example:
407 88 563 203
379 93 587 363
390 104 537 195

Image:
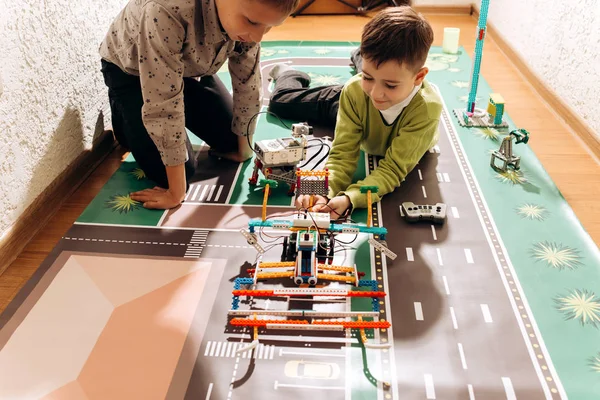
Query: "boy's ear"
414 67 429 85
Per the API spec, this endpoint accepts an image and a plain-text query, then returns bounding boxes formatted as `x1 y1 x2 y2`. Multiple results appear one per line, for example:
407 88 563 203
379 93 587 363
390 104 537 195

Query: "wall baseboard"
0 131 116 277
471 5 600 160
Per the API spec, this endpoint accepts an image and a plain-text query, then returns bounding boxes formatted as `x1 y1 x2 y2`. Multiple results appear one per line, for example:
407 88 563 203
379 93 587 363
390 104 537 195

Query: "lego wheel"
294 276 304 285
308 277 317 286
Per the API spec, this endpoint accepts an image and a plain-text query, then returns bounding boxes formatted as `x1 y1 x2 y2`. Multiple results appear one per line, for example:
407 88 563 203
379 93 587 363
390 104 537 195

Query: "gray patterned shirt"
100 0 262 166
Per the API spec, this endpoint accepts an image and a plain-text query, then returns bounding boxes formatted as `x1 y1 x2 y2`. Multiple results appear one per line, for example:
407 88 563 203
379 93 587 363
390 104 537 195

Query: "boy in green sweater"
268 5 442 219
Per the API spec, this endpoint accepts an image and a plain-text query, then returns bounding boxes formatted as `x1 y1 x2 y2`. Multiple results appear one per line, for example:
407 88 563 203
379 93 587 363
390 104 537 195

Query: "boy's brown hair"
257 0 300 14
360 4 434 73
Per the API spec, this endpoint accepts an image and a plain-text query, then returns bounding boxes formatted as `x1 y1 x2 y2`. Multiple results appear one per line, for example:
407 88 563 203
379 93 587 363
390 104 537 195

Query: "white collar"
379 83 422 125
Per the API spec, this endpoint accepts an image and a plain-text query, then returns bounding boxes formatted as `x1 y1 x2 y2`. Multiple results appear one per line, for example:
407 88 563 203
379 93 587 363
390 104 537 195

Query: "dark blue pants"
101 60 238 189
267 48 363 128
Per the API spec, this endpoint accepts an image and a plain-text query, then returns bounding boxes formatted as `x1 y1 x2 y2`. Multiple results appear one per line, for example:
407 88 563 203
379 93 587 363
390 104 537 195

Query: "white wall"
0 0 126 238
483 0 600 137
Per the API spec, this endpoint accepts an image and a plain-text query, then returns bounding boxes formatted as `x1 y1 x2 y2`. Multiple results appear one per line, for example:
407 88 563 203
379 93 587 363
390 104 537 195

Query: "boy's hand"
313 195 351 220
130 187 184 210
130 163 186 209
295 194 328 210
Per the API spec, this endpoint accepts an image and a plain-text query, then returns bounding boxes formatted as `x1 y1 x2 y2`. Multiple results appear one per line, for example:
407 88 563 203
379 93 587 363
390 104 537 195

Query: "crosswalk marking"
214 185 224 201
185 184 225 203
206 185 217 201
198 185 209 202
203 341 276 359
184 229 209 258
190 185 202 201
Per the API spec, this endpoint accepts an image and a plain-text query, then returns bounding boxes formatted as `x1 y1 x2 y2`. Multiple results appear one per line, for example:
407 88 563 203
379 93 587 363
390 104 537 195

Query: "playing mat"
1 41 599 400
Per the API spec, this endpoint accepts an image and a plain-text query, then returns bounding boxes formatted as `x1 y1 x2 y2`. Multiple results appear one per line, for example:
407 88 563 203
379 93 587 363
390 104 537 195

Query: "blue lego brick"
329 224 387 238
248 219 292 229
372 298 380 312
237 278 255 285
359 280 379 292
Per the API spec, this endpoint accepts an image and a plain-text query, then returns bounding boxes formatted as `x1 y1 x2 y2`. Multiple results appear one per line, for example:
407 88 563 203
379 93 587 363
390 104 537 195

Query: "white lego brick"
368 238 397 260
240 229 265 253
255 137 306 166
251 242 265 254
298 233 315 247
240 229 257 245
291 212 330 229
341 227 360 234
273 288 348 296
228 310 380 317
272 223 291 229
266 323 344 331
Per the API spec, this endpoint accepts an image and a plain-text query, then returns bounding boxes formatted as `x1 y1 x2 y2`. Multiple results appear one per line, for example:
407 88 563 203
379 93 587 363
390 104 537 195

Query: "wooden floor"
2 12 599 313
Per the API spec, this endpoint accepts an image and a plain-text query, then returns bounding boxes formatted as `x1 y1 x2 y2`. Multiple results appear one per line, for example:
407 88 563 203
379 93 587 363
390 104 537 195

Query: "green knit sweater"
326 74 443 209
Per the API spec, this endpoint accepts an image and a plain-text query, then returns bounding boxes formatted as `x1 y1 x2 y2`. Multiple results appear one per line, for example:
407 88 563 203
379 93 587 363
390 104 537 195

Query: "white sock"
269 63 295 80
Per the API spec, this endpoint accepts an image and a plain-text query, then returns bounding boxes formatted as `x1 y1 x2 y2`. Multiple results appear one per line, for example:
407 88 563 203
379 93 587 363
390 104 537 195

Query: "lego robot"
490 128 530 172
249 122 312 194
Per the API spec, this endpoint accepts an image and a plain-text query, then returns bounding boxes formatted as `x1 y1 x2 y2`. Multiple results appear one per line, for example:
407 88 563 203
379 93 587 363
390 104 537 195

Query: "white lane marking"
458 343 468 369
450 307 458 329
414 302 424 321
468 384 475 399
451 206 460 218
280 350 345 358
481 304 493 323
502 377 516 400
275 381 344 390
465 248 474 264
442 276 450 295
205 383 213 400
424 374 436 399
